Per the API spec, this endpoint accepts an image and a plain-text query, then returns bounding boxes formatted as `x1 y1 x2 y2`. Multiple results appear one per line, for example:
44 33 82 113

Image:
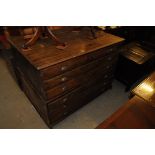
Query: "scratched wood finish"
43 56 117 90
8 29 124 127
46 66 114 101
21 70 113 126
9 31 124 69
40 45 119 80
48 80 113 125
96 96 155 129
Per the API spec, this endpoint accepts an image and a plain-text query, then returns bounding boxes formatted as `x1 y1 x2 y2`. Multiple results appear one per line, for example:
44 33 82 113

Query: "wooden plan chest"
9 30 124 128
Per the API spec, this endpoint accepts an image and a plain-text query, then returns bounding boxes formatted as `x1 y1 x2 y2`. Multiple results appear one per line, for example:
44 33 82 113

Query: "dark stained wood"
20 72 50 124
96 96 155 129
13 48 46 98
8 31 124 69
41 46 118 80
20 63 112 126
8 29 124 128
46 66 114 100
48 80 112 125
115 42 155 91
97 71 155 129
43 56 116 90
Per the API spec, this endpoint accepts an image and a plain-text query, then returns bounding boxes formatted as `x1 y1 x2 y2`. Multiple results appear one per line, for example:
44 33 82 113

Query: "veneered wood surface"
42 55 117 90
96 96 155 129
8 28 124 127
8 30 124 70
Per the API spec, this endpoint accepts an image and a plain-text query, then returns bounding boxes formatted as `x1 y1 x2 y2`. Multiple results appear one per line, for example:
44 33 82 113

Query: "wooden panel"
19 62 113 127
7 30 124 128
40 45 118 80
45 63 115 100
43 52 118 90
8 31 124 69
48 79 112 125
96 96 155 129
13 48 45 97
20 73 50 125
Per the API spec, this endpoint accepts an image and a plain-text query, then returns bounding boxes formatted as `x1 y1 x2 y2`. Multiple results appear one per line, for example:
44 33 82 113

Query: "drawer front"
48 78 112 124
43 52 118 90
45 60 115 100
41 45 118 80
46 79 79 100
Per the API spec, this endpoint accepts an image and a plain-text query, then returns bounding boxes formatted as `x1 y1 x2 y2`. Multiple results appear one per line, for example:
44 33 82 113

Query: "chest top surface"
9 30 124 70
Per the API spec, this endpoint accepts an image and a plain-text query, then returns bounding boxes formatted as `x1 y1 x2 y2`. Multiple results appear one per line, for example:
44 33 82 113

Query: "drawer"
45 62 115 100
43 52 118 90
48 78 112 124
64 81 112 114
47 100 65 123
40 45 118 80
46 79 79 100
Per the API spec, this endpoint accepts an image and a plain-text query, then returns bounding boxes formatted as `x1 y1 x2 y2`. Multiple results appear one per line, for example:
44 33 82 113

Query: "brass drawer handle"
61 77 67 82
61 66 67 71
62 98 68 102
62 86 67 91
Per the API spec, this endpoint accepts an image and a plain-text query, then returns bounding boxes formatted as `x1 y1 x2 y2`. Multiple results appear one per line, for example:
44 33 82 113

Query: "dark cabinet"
115 42 155 91
8 31 124 128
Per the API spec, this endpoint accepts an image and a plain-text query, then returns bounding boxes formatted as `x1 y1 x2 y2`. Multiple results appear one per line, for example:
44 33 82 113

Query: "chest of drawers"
9 31 124 128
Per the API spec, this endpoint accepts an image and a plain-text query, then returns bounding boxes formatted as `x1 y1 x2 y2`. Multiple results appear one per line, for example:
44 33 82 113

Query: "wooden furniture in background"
96 96 155 129
8 30 124 128
131 71 155 107
96 71 155 129
115 42 155 91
